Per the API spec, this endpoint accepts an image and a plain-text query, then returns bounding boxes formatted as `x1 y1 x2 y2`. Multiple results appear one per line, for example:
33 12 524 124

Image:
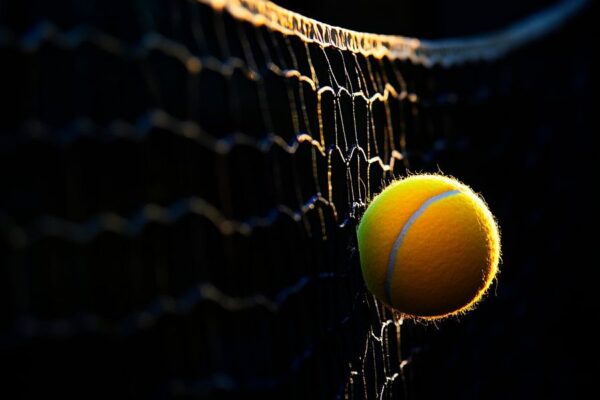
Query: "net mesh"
0 0 591 399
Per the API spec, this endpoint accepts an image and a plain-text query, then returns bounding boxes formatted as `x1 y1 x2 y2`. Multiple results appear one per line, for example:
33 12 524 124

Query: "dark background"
0 0 596 399
277 0 564 38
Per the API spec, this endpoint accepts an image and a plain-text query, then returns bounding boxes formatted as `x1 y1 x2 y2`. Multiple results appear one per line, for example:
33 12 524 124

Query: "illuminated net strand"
1 20 415 240
2 17 411 393
208 18 417 389
2 0 585 398
0 7 587 240
0 13 409 314
351 300 407 400
1 3 413 397
4 2 554 234
0 0 531 395
201 0 588 66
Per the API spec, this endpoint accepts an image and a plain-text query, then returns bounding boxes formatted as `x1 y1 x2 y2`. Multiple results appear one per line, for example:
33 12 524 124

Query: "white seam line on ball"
384 189 462 305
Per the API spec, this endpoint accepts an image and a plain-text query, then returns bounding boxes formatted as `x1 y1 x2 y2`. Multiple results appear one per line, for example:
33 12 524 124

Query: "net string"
200 0 588 66
0 11 485 395
1 20 416 239
1 12 412 394
1 0 585 397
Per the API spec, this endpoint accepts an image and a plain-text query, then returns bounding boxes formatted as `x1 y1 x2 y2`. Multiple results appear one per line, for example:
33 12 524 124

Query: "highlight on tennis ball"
357 174 500 319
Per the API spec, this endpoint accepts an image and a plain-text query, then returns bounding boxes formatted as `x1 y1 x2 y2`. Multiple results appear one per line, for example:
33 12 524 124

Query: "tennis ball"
357 174 500 319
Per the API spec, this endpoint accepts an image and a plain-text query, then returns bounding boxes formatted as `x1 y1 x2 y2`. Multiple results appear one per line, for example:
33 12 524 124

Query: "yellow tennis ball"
357 174 500 319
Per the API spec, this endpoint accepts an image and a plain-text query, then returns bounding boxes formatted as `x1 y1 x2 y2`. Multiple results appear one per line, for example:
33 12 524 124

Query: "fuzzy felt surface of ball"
357 174 500 319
